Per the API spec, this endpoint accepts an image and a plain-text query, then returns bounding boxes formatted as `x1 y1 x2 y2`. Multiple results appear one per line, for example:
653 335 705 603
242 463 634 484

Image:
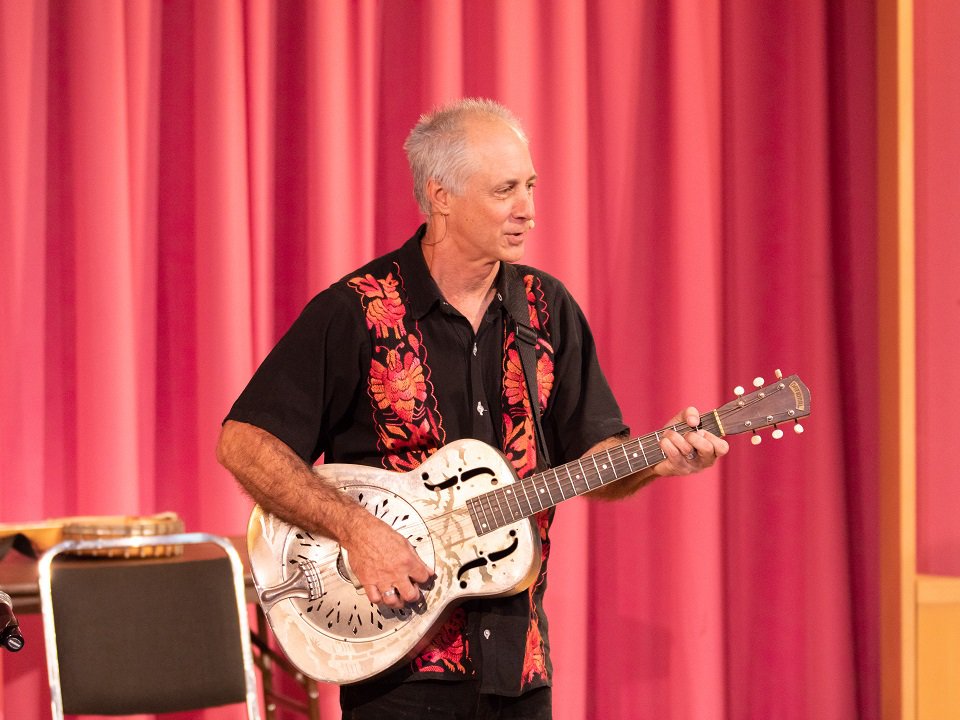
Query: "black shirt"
227 225 627 695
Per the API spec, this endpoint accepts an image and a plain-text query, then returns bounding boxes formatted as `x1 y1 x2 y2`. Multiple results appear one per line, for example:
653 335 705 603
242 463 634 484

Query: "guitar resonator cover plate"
278 484 435 642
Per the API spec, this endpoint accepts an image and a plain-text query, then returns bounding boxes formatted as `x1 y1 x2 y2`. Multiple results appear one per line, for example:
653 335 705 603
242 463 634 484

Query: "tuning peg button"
753 377 765 388
751 433 762 445
794 422 804 434
772 427 784 440
734 386 745 398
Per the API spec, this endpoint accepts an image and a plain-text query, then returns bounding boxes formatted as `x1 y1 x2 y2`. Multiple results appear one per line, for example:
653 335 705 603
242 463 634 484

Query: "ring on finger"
685 451 697 461
382 588 398 598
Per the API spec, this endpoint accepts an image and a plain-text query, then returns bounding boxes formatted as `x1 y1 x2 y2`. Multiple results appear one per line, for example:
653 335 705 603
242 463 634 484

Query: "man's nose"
515 190 535 220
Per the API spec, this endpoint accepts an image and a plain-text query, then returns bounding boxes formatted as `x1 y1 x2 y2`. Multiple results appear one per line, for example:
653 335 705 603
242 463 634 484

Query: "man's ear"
427 178 451 216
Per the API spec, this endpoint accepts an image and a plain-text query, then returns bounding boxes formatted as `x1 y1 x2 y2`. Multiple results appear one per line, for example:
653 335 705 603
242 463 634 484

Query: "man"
217 98 728 719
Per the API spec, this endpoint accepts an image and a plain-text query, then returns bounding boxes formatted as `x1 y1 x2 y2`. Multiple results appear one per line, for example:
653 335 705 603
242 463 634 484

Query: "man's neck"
421 221 499 331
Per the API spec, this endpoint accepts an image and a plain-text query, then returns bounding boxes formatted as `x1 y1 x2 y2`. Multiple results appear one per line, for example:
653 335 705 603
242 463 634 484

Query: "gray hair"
403 98 529 214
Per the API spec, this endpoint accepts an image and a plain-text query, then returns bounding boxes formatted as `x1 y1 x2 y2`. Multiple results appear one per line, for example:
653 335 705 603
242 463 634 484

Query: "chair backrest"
38 532 261 719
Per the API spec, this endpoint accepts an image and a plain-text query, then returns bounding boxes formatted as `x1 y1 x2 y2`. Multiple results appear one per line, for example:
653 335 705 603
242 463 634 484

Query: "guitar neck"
466 412 722 535
464 373 811 536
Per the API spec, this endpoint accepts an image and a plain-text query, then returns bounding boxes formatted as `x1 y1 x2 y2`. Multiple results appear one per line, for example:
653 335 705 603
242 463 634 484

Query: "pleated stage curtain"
0 1 888 718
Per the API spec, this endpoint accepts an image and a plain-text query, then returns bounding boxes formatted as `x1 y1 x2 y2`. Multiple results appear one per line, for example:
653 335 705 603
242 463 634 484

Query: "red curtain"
0 1 878 718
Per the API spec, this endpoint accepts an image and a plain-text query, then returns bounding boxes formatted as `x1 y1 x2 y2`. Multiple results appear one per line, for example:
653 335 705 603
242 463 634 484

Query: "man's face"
444 118 537 264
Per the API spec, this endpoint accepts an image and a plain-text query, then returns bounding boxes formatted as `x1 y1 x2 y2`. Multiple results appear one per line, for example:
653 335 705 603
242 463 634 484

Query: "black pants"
341 679 552 720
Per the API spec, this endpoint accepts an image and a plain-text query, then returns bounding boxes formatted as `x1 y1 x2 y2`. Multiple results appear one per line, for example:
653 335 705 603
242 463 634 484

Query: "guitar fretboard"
466 412 722 535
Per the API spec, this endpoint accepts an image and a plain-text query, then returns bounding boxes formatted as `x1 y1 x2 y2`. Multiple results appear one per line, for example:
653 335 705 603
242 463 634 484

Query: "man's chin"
503 233 527 256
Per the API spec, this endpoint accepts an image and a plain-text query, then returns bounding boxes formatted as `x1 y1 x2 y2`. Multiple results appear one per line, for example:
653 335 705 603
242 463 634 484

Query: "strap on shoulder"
502 263 552 470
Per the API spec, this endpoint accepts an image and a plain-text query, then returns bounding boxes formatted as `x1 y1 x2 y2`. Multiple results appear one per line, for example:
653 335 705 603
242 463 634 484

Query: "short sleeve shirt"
227 225 628 695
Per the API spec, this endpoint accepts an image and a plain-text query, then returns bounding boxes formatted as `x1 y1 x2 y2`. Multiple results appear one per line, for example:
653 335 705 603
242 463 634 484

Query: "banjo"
247 372 811 684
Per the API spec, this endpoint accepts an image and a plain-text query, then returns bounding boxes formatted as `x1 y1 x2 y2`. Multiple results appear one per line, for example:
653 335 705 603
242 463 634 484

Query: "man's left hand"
655 406 729 476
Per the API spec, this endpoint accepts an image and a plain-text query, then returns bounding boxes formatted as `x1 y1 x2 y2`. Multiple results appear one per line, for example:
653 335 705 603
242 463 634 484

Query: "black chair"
38 532 261 719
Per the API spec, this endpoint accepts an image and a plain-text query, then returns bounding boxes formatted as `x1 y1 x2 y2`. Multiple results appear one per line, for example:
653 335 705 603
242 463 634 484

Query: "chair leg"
252 606 322 719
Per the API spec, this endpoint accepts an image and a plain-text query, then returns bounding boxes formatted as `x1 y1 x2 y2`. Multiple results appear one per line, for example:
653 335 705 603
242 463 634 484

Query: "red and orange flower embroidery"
350 266 445 472
349 272 407 339
349 266 555 687
520 510 553 686
369 344 427 424
411 607 471 675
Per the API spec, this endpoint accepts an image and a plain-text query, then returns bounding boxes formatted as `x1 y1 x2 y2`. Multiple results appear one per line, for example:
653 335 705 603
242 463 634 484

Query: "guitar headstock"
714 370 810 444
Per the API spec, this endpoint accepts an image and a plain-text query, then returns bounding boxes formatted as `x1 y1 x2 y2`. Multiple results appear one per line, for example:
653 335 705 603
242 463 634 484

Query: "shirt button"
483 629 492 640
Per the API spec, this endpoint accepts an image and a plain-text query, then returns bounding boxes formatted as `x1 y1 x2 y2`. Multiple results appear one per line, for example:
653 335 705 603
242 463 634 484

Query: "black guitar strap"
502 263 552 470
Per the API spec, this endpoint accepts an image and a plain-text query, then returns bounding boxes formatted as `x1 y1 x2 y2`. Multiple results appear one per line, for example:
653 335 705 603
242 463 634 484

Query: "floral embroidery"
350 266 445 472
369 345 427 424
349 272 406 339
411 608 471 675
501 274 555 481
349 266 555 685
502 274 556 690
520 510 553 686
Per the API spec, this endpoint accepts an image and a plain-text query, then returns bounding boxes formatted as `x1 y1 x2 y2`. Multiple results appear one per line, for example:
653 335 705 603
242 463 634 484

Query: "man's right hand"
217 421 434 608
340 509 435 609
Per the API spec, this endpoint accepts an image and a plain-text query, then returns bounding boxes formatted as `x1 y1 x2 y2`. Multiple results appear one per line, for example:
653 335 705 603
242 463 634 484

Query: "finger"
659 431 692 466
688 429 729 459
365 583 384 605
407 555 435 584
395 577 423 604
681 406 701 429
378 585 406 608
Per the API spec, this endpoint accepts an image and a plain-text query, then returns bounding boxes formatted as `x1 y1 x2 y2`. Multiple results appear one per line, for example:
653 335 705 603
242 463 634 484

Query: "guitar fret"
544 469 559 506
556 465 568 500
604 448 616 485
500 487 518 522
529 477 547 513
589 455 601 490
476 493 492 531
475 497 492 532
570 462 584 498
502 487 518 522
521 479 538 515
466 499 479 533
509 487 524 521
490 490 508 529
515 486 528 519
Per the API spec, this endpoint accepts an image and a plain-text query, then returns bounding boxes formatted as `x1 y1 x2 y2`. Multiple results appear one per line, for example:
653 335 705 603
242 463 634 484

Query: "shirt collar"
399 224 509 321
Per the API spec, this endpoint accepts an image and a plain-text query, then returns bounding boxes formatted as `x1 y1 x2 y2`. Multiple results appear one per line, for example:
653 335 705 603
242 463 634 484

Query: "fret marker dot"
602 464 608 469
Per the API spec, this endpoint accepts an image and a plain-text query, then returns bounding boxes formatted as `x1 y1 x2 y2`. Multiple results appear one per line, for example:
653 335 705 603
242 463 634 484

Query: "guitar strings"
286 382 794 593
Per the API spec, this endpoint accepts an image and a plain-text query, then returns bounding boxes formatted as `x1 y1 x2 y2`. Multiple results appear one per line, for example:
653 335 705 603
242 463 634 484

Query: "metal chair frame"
38 532 261 720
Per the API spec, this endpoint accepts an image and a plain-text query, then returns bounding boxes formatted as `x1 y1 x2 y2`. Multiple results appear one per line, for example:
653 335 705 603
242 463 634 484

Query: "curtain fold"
0 2 878 719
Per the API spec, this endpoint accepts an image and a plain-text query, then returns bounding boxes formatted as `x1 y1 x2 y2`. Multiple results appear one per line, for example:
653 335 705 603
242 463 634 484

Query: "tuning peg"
775 369 783 380
772 426 784 440
753 377 765 388
750 432 762 445
794 421 804 434
733 385 745 398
